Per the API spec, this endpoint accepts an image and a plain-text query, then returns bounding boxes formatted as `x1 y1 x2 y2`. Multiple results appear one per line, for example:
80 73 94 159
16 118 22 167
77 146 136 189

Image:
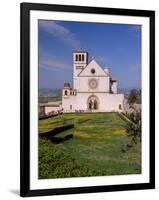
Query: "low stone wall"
117 112 131 123
39 124 74 139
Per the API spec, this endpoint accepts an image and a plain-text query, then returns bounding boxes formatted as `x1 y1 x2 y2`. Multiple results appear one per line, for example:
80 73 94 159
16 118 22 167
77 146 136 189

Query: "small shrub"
125 111 141 143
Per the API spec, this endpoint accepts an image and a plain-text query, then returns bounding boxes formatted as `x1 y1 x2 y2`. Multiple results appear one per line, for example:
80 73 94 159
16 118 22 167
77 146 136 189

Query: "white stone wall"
62 95 77 112
62 92 124 112
75 59 110 93
79 60 107 77
103 68 109 76
107 93 124 112
44 105 61 114
76 76 110 93
111 82 117 93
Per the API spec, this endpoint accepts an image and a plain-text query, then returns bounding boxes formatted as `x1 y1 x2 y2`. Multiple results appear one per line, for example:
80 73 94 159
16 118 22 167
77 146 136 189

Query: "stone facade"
62 50 124 113
39 101 62 116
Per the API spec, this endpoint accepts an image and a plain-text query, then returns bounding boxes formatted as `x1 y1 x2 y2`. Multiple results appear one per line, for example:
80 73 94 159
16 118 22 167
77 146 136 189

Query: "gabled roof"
78 59 108 77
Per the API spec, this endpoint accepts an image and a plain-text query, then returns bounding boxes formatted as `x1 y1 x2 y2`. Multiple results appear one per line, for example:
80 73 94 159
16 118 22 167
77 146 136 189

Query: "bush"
125 112 141 143
128 89 141 105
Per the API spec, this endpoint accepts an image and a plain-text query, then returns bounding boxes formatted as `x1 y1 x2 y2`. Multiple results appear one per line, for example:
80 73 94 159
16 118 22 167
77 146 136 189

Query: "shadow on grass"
50 134 74 144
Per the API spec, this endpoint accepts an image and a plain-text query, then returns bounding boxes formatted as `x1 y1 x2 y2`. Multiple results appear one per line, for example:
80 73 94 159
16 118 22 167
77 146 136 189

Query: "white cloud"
39 20 81 47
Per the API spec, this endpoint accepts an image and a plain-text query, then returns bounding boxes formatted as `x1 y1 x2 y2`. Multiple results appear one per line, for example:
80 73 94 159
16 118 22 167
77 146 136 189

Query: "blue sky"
39 20 141 89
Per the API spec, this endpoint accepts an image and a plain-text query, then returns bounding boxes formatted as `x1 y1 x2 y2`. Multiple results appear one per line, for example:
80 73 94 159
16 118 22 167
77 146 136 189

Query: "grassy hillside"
39 113 141 179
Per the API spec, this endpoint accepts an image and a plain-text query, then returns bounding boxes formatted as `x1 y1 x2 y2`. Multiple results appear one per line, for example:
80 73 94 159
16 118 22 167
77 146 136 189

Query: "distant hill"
39 88 62 97
39 88 62 103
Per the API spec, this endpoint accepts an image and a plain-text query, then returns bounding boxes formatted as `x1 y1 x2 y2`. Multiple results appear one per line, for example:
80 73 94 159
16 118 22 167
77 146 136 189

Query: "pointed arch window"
65 90 68 95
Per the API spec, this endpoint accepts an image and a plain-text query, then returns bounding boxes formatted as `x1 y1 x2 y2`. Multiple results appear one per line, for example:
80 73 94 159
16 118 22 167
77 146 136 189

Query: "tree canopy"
128 89 141 104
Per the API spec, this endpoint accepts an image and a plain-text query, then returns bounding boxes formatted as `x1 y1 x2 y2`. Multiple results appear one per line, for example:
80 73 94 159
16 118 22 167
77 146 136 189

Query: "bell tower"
73 49 88 89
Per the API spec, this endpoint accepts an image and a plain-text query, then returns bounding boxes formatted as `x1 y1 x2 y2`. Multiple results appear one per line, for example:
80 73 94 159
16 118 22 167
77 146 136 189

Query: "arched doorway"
87 95 99 110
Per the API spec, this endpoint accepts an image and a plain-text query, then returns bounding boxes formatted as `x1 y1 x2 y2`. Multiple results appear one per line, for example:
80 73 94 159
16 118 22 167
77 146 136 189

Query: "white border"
30 10 150 190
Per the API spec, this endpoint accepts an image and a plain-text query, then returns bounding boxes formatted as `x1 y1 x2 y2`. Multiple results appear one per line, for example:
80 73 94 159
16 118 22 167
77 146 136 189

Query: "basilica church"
62 49 124 112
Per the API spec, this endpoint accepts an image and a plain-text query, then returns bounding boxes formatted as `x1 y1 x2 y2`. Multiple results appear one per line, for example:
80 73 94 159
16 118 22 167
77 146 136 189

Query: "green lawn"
39 112 141 179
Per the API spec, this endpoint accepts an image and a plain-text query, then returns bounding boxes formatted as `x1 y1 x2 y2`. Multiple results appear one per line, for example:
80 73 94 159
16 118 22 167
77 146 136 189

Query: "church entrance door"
87 95 99 111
